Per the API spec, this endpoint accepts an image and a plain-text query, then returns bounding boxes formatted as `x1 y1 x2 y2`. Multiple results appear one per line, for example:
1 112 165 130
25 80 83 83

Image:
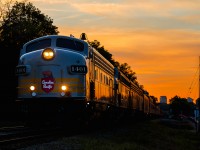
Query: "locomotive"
15 33 160 124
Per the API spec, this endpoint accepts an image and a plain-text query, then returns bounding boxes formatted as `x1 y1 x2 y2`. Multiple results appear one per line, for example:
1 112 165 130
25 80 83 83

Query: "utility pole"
199 56 200 99
197 56 200 133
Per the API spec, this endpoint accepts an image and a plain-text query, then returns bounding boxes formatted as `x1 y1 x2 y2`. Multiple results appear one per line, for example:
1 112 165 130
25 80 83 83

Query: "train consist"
15 33 160 123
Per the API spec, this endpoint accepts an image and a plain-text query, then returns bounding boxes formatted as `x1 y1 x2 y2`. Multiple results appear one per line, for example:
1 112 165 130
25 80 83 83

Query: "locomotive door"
88 48 95 101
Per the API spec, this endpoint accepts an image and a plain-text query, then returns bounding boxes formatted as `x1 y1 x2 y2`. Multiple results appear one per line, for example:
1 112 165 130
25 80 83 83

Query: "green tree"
0 0 13 23
150 95 158 104
169 95 194 117
88 40 137 81
88 40 115 65
0 1 59 51
0 1 59 102
119 63 136 81
0 0 15 35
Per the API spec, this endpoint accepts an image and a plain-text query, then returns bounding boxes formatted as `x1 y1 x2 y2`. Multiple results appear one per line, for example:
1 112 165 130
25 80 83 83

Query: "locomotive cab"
16 35 88 99
15 35 90 123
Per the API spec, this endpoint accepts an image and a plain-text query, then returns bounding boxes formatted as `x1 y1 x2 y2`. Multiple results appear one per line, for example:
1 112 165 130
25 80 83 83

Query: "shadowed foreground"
18 119 200 150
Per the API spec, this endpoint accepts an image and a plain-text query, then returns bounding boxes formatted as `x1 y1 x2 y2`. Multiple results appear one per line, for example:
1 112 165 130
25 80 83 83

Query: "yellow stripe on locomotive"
17 77 85 97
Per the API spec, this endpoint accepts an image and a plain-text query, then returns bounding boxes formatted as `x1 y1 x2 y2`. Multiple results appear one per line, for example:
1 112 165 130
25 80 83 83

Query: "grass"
19 118 200 150
61 119 200 150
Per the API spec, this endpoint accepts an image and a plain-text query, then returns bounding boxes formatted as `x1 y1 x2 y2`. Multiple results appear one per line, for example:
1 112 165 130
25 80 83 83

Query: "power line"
188 66 199 99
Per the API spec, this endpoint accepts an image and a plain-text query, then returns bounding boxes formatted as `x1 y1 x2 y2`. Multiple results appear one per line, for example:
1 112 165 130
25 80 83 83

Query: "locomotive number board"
71 65 87 74
16 65 27 75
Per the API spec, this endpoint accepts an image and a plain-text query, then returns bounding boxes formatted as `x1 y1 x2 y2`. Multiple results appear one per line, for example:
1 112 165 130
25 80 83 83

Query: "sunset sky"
27 0 200 103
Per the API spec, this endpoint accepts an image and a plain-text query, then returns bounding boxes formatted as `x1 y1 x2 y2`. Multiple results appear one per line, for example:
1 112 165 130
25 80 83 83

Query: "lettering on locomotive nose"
16 65 27 75
41 71 55 93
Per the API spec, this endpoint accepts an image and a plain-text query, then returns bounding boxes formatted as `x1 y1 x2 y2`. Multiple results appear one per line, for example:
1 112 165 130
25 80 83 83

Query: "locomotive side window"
95 69 98 80
100 72 103 82
26 39 51 53
106 76 109 85
56 38 84 52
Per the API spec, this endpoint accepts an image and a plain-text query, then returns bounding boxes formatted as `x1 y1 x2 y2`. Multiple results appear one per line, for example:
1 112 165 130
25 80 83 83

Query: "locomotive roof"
23 35 88 47
20 35 89 57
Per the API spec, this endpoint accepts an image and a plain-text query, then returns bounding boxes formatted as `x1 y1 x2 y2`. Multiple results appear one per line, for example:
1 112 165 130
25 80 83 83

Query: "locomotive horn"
80 33 88 40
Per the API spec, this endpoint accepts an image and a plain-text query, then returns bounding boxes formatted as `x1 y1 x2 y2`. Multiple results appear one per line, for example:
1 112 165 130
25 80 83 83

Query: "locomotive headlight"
30 85 35 91
61 85 68 97
61 85 67 91
42 48 55 60
30 85 37 97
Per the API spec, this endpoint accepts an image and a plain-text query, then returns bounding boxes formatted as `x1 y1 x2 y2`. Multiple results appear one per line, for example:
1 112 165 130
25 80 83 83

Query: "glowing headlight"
61 85 67 91
30 85 35 91
42 48 55 60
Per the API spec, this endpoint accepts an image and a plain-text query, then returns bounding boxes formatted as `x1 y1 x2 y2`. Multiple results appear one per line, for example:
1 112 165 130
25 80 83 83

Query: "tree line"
0 0 59 102
169 95 200 118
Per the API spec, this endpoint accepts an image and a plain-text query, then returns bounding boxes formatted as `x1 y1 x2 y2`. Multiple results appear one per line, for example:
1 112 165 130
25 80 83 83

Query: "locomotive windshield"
26 39 51 53
56 38 84 52
25 37 85 53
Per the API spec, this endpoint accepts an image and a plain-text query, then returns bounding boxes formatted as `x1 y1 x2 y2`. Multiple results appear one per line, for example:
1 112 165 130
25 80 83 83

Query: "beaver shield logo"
41 71 55 93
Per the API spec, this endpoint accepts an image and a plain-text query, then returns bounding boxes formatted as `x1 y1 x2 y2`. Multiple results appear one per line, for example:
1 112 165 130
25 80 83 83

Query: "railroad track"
0 118 114 149
0 125 66 149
